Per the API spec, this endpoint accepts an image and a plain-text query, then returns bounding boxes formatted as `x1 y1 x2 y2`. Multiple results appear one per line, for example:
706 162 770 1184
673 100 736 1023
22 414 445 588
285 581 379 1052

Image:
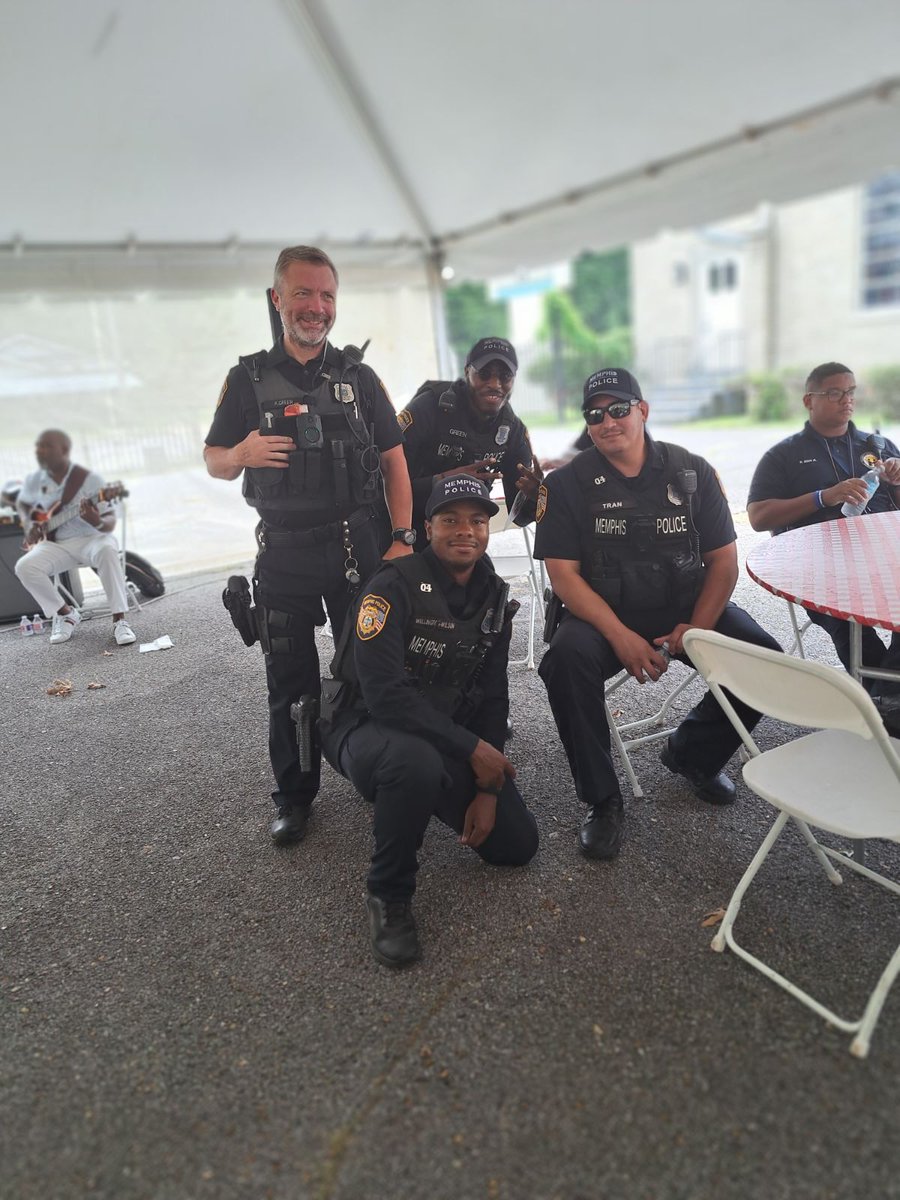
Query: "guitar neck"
44 485 126 534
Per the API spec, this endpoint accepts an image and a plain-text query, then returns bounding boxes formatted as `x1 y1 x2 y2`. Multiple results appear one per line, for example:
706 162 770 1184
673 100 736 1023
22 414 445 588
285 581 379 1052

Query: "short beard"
284 318 330 350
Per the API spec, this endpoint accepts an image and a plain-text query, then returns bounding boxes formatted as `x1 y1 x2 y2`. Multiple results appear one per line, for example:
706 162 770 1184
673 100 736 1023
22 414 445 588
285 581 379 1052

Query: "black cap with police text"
465 337 518 374
582 367 643 410
425 474 500 519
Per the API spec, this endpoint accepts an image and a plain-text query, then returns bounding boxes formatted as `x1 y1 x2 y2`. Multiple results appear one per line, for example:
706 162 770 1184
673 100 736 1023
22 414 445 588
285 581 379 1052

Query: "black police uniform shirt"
534 433 735 631
747 421 900 533
205 340 402 531
397 379 537 538
348 546 511 761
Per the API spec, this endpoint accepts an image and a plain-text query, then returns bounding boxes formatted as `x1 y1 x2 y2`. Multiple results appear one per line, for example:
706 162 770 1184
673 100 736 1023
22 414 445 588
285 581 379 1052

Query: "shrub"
747 373 791 421
865 366 900 421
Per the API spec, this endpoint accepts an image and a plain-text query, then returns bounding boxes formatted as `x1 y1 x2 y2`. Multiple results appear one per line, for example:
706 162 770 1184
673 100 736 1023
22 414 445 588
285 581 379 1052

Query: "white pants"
15 534 129 618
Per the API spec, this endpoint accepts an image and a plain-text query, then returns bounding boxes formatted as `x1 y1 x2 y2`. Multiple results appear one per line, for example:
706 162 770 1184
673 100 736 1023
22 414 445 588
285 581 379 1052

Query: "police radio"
674 467 701 571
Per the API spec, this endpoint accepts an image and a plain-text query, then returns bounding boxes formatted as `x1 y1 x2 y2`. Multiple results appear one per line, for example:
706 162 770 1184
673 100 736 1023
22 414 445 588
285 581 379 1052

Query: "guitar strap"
59 464 90 510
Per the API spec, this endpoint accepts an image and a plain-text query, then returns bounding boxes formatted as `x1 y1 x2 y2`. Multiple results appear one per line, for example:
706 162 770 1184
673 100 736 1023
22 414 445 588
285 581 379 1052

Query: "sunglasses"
472 364 515 385
584 398 639 425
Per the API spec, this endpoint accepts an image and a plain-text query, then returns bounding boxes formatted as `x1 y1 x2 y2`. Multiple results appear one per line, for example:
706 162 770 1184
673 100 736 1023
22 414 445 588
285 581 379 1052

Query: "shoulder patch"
215 377 228 409
357 594 391 640
397 409 413 432
714 470 728 499
861 452 879 469
536 483 548 522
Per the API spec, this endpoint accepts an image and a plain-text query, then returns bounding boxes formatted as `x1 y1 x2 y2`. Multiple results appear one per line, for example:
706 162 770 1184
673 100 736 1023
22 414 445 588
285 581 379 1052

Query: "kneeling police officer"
535 367 781 861
319 474 539 967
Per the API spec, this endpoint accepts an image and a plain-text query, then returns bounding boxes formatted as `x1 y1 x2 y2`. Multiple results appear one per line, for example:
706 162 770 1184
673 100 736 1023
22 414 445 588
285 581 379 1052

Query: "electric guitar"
28 483 128 542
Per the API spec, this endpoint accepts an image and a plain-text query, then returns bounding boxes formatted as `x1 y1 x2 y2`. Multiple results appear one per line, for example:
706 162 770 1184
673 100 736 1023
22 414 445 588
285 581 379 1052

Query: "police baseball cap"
465 337 518 374
583 367 643 410
425 474 500 519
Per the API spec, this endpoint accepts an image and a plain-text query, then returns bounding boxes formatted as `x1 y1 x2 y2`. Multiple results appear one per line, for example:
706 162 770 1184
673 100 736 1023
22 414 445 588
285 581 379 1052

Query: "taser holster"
222 575 259 647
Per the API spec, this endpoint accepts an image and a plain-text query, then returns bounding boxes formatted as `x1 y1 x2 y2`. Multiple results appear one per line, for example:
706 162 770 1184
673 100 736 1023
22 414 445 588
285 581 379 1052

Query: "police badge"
862 452 880 470
666 483 684 506
495 425 510 446
334 383 355 404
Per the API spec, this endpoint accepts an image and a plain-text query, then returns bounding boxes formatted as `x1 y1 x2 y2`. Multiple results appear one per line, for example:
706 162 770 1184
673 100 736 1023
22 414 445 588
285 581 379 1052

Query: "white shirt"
19 465 115 542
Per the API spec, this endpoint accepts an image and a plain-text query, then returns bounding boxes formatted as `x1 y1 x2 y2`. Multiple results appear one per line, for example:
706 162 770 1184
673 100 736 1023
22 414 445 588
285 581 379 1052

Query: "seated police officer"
319 475 539 967
397 337 541 548
747 361 900 708
535 367 781 860
204 245 414 845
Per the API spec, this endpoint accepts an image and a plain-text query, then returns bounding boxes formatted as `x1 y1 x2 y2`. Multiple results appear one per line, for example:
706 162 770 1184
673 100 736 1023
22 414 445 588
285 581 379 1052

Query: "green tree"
570 248 630 333
443 282 508 365
526 292 603 419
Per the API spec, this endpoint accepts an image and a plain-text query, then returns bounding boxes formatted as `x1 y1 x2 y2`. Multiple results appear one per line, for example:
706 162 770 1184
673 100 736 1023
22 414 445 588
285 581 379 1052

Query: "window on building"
707 260 738 293
862 172 900 307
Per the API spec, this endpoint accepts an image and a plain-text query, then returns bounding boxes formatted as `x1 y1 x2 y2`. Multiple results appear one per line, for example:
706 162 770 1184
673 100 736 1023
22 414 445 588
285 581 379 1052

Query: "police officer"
319 475 539 967
534 367 781 861
204 245 414 845
397 337 541 548
747 361 900 704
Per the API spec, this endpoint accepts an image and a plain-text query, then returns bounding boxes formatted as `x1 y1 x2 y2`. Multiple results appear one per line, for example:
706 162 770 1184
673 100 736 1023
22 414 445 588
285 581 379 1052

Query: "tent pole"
425 246 453 379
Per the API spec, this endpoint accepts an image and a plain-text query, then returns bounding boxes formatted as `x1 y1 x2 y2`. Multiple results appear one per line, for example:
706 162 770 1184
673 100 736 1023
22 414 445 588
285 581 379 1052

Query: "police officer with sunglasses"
534 367 781 861
396 337 541 548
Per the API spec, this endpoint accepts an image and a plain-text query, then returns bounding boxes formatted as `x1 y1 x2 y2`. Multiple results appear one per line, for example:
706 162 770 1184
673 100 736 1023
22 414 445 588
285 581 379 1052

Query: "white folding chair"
683 628 900 1058
605 663 702 798
487 503 545 670
786 600 812 658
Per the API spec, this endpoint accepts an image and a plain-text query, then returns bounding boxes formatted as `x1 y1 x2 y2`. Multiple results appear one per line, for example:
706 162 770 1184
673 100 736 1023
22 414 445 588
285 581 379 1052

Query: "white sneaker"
49 609 82 644
113 618 136 646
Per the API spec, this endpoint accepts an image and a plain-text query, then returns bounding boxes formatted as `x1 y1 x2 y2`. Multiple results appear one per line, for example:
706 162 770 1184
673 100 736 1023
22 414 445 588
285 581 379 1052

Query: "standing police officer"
319 475 539 967
204 245 414 845
397 337 541 547
535 367 780 861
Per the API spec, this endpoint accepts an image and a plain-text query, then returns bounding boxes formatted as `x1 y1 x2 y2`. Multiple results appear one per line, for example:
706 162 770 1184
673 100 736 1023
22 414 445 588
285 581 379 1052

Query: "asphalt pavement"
3 506 900 1199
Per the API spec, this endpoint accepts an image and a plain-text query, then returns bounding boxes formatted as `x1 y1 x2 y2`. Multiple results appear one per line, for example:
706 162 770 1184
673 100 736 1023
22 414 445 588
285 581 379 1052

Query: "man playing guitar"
14 429 136 646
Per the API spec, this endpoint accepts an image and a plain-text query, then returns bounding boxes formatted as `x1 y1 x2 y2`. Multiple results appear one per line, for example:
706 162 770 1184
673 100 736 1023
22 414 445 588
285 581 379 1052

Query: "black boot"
366 894 420 967
578 795 624 860
660 739 736 805
270 803 311 845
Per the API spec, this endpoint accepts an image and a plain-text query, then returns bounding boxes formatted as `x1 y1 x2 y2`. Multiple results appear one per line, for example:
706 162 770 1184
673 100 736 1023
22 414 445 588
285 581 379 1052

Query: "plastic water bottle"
32 613 43 634
841 467 882 517
19 614 34 636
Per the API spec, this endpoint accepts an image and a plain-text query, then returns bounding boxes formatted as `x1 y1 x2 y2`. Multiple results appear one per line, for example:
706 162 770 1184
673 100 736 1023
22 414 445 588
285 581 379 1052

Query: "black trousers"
538 603 782 805
257 517 382 809
322 720 539 901
805 608 900 697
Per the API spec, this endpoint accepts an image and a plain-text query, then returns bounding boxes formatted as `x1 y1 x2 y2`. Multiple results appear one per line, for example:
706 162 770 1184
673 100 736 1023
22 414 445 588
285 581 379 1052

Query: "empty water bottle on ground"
841 468 881 517
32 613 43 634
19 614 34 636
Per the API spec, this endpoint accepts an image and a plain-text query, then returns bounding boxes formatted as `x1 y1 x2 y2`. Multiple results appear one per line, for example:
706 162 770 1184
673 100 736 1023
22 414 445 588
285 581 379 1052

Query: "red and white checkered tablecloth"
746 510 900 633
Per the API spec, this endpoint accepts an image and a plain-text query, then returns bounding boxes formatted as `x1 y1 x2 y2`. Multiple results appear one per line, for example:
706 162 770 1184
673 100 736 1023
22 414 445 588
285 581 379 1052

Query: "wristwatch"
391 527 417 545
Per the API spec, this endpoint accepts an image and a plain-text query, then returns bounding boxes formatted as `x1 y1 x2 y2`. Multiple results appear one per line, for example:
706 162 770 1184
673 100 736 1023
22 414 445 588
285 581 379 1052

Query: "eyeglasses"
807 387 857 403
584 399 639 425
472 364 515 385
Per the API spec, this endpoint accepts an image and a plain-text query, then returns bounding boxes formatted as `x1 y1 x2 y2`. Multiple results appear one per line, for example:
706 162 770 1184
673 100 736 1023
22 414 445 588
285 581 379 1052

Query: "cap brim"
468 354 517 374
427 497 500 519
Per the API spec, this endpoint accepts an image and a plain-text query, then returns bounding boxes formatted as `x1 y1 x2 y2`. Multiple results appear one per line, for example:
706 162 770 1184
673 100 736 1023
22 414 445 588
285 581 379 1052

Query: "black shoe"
366 894 420 967
578 796 624 860
270 803 311 845
660 740 735 805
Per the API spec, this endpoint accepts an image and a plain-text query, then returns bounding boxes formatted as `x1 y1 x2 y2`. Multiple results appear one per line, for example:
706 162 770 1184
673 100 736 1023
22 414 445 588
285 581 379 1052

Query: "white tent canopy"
3 0 900 290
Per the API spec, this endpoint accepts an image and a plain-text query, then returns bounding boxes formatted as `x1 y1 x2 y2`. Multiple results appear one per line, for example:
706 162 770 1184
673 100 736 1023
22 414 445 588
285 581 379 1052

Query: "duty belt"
258 506 374 549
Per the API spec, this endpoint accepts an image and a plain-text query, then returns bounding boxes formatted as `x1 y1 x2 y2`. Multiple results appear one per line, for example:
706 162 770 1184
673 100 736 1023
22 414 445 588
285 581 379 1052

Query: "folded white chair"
683 627 900 1058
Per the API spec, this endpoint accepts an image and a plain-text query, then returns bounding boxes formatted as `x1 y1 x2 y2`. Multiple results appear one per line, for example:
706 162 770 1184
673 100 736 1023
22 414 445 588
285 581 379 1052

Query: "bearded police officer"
319 475 539 967
535 368 780 860
397 337 541 548
204 245 414 845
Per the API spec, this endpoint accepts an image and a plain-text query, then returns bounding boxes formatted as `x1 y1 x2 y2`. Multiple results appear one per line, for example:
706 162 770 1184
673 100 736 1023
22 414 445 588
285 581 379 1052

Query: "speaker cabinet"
0 523 39 623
